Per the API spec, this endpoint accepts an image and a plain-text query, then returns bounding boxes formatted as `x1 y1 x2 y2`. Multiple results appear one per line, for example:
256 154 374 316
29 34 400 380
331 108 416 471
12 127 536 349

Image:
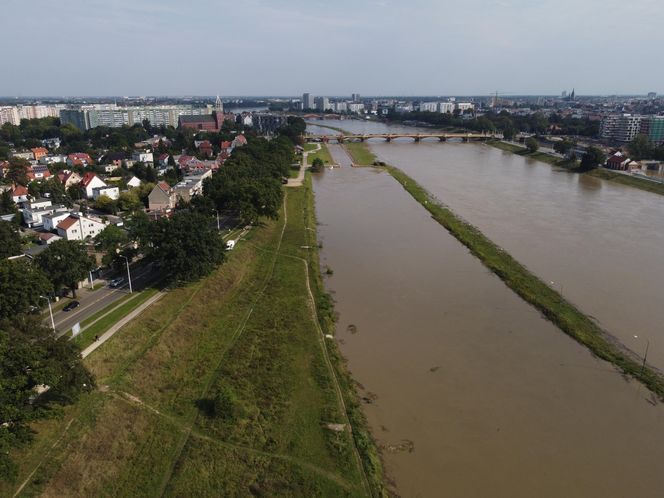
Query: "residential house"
0 161 10 178
27 164 52 181
92 185 120 201
127 176 142 188
43 210 73 232
148 181 176 211
195 140 213 157
102 151 126 169
31 147 48 161
10 151 33 161
157 153 171 167
132 150 154 165
220 141 233 154
80 172 107 198
38 232 62 245
56 170 82 188
22 199 70 228
39 154 68 165
11 185 29 203
41 137 61 149
56 214 106 241
67 153 92 167
605 152 631 171
173 171 212 203
232 134 248 148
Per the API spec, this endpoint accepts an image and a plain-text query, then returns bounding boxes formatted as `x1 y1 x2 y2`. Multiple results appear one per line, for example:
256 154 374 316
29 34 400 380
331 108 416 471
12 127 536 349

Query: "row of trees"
628 134 664 161
386 110 600 138
0 227 95 480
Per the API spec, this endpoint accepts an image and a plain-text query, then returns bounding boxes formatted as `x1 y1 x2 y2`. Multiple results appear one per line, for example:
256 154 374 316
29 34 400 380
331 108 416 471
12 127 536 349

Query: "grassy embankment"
490 140 664 197
306 142 334 165
344 140 664 400
586 167 664 196
344 142 378 166
3 186 384 497
487 139 578 168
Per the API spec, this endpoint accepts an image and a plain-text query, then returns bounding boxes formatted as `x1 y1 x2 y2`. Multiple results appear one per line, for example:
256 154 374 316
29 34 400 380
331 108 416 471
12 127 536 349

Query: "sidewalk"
81 291 165 358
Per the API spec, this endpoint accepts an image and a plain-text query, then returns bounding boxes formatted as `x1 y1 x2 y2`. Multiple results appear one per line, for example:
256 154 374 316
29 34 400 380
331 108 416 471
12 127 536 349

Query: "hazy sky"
2 0 662 96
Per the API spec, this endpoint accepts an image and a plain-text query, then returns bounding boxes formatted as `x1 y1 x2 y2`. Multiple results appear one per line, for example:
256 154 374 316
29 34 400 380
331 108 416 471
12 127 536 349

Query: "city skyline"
2 0 663 96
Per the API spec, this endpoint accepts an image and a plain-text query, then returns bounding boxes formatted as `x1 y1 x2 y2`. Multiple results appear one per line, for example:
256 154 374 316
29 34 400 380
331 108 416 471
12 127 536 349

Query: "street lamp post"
116 246 137 294
634 335 651 376
40 295 55 332
215 210 220 231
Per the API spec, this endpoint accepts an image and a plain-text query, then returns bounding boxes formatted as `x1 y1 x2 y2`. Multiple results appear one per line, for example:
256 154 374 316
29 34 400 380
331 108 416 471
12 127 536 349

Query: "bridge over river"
304 132 502 143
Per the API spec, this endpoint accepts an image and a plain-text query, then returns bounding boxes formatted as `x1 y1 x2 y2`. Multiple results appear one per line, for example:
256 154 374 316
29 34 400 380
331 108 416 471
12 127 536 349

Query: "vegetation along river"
309 122 664 497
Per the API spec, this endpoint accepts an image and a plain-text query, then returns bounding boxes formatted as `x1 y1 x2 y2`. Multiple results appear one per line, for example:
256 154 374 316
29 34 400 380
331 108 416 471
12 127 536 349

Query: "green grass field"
344 142 377 166
3 185 383 498
307 143 334 165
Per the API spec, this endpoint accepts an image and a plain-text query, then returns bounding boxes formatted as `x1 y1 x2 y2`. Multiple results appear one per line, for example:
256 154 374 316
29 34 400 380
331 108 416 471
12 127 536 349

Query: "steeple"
215 95 223 113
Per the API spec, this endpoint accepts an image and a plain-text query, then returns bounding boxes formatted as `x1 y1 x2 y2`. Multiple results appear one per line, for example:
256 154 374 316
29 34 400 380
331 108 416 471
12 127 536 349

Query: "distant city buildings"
0 104 64 126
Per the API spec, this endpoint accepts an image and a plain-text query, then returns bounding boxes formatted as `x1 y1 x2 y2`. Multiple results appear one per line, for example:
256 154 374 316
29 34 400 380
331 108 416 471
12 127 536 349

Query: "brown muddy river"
311 136 664 497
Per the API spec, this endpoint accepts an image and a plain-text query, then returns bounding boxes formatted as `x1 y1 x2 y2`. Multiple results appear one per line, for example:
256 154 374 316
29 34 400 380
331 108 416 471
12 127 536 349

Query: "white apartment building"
600 114 644 142
92 186 120 201
419 102 439 112
438 102 455 114
56 214 106 241
43 210 73 232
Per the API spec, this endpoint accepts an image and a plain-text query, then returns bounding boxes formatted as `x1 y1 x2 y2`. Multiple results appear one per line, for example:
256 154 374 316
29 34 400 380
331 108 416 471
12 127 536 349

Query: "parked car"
225 240 236 251
63 301 80 312
109 277 125 288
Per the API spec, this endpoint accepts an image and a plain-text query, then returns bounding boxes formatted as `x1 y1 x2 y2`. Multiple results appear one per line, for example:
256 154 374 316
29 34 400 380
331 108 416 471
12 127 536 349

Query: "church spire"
215 95 223 112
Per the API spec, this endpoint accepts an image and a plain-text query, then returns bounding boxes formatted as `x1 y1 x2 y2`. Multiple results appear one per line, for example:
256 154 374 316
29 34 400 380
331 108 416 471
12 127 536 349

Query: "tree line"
386 109 600 139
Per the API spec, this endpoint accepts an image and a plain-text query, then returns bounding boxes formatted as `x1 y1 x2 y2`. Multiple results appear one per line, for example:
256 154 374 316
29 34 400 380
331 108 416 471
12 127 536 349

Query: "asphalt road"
51 261 160 337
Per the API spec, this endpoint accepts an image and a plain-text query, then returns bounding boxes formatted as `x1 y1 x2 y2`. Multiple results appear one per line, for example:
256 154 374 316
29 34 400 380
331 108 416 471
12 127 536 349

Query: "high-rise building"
639 116 664 144
314 96 330 111
60 105 216 131
352 93 361 103
647 92 657 100
600 114 643 142
302 93 315 110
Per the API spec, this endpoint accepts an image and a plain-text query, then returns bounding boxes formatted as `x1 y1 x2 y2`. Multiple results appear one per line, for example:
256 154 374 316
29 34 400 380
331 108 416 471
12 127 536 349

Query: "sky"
1 0 663 97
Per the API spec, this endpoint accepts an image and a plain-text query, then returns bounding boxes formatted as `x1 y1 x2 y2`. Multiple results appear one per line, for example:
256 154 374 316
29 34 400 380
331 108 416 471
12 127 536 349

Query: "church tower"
214 95 223 130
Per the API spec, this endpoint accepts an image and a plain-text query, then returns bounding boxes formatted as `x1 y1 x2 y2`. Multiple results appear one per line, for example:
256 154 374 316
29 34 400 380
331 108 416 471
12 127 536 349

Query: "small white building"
43 210 73 232
92 185 120 200
80 172 108 199
132 151 154 164
127 176 142 188
56 214 106 241
22 199 70 228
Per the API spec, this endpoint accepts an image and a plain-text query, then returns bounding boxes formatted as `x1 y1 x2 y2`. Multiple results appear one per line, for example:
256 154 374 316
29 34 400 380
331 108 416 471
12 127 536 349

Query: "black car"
63 301 80 312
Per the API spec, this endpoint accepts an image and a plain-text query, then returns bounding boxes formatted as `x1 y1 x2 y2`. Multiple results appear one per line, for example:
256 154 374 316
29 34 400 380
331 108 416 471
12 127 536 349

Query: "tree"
94 194 117 214
525 137 539 153
0 190 16 216
0 315 94 480
117 191 142 213
35 240 95 298
0 260 52 319
149 210 224 283
553 139 575 155
579 146 606 171
95 225 129 265
5 158 30 186
310 157 324 173
628 134 653 160
0 221 21 259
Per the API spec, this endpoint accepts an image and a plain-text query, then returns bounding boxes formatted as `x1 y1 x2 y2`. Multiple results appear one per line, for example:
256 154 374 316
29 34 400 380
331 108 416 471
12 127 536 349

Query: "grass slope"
307 143 334 165
5 187 382 498
587 168 664 196
344 142 377 166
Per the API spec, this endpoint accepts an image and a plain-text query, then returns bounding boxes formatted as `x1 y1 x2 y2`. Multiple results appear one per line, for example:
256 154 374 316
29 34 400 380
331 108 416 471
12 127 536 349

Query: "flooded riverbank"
311 136 664 497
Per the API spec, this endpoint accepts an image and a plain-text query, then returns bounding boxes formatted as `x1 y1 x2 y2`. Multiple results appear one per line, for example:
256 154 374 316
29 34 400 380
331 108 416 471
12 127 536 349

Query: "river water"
309 123 664 497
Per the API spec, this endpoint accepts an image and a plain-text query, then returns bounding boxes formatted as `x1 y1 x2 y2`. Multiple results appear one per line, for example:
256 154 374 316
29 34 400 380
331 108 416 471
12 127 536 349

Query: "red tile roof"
11 185 28 196
80 172 98 187
157 181 171 193
57 216 78 230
